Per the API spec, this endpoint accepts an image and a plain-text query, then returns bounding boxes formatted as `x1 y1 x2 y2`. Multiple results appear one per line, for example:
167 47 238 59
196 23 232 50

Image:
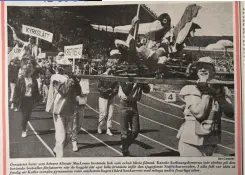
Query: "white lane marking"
138 102 183 120
88 92 234 152
114 104 234 152
80 127 123 156
86 104 181 153
28 121 55 157
138 102 234 136
143 93 235 124
115 104 179 132
144 93 182 108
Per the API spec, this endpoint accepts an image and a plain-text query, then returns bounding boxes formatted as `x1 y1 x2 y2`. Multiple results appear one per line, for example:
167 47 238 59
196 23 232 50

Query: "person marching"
118 81 150 156
97 62 119 136
13 61 40 138
72 75 90 152
177 57 234 156
9 57 21 110
11 26 40 60
46 57 81 157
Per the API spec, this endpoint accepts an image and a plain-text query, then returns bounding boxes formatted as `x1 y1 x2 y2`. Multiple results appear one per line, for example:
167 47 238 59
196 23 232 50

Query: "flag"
173 4 201 45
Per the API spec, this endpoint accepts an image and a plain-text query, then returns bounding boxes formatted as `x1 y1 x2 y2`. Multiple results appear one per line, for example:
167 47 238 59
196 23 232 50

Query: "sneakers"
97 127 102 134
21 131 27 138
14 108 18 112
106 129 113 136
10 103 14 109
72 141 78 152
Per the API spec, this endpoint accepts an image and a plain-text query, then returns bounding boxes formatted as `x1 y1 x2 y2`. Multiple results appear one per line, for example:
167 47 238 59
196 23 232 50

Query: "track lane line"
28 121 55 157
114 104 235 152
138 102 234 136
143 93 235 124
80 127 123 156
86 104 180 153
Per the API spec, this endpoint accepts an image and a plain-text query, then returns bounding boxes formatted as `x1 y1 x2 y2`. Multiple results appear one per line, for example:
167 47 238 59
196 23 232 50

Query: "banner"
64 44 83 59
22 25 53 43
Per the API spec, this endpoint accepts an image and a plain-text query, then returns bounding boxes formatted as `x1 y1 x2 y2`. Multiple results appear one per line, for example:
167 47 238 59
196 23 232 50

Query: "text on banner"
22 25 53 43
64 44 83 59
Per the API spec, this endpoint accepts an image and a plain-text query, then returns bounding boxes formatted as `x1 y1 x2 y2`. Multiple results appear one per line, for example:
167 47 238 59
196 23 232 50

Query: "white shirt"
24 77 33 97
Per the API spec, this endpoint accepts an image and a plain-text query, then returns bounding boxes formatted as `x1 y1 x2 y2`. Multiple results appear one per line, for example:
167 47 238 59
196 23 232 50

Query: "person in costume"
177 57 233 156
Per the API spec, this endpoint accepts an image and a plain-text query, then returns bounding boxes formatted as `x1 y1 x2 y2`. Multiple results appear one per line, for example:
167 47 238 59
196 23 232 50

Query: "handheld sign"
64 44 83 59
165 92 177 103
64 44 83 72
22 25 53 43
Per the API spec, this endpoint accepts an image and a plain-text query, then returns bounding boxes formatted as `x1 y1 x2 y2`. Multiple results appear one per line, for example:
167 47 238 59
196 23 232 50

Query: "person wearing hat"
114 13 174 68
46 57 81 157
97 62 119 136
177 56 233 156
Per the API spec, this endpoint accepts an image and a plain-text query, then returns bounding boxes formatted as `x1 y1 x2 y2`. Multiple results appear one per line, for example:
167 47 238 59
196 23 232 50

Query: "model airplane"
79 4 234 86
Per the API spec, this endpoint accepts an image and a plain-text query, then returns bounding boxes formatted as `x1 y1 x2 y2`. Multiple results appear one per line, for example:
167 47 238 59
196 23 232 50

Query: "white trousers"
10 83 16 102
53 114 77 157
98 97 114 129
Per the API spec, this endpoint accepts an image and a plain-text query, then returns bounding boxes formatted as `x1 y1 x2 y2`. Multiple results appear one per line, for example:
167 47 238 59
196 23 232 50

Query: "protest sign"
22 25 53 43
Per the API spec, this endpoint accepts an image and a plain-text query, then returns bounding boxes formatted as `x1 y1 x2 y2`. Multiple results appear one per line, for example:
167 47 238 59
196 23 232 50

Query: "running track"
9 82 235 158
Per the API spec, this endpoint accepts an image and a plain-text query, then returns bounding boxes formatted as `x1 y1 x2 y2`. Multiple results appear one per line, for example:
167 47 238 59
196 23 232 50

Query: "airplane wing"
91 23 154 35
173 4 202 45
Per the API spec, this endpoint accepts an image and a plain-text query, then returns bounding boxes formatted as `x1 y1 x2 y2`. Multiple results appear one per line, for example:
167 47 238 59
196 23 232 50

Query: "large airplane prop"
79 4 234 87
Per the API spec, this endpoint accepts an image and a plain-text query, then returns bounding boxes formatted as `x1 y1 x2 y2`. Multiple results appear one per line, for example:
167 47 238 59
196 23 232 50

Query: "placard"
22 25 53 43
64 44 83 59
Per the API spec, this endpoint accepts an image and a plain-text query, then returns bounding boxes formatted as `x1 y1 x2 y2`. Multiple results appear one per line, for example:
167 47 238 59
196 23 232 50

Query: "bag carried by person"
195 99 220 136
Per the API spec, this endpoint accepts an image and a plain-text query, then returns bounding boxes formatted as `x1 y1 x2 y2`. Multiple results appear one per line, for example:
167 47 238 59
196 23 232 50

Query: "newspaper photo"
0 1 242 175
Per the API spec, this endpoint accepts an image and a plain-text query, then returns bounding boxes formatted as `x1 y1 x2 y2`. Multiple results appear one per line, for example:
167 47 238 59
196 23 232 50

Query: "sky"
146 2 233 36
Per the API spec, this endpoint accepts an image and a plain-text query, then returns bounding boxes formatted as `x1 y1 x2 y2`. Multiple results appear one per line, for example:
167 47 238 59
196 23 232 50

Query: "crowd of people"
8 10 234 157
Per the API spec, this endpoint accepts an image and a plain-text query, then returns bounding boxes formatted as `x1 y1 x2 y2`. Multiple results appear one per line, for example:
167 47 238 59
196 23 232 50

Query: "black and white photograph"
7 2 235 158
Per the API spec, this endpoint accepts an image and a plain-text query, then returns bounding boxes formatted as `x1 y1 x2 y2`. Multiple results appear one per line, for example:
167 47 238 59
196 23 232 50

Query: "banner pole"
133 4 141 40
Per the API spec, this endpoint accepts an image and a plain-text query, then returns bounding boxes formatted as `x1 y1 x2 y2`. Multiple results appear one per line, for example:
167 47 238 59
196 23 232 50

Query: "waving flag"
173 4 201 45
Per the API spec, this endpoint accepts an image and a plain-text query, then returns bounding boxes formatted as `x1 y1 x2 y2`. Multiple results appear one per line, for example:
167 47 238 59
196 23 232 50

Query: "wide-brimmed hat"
196 57 215 67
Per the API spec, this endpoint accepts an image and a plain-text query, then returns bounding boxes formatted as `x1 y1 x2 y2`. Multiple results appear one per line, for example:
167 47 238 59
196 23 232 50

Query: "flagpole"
133 4 141 40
